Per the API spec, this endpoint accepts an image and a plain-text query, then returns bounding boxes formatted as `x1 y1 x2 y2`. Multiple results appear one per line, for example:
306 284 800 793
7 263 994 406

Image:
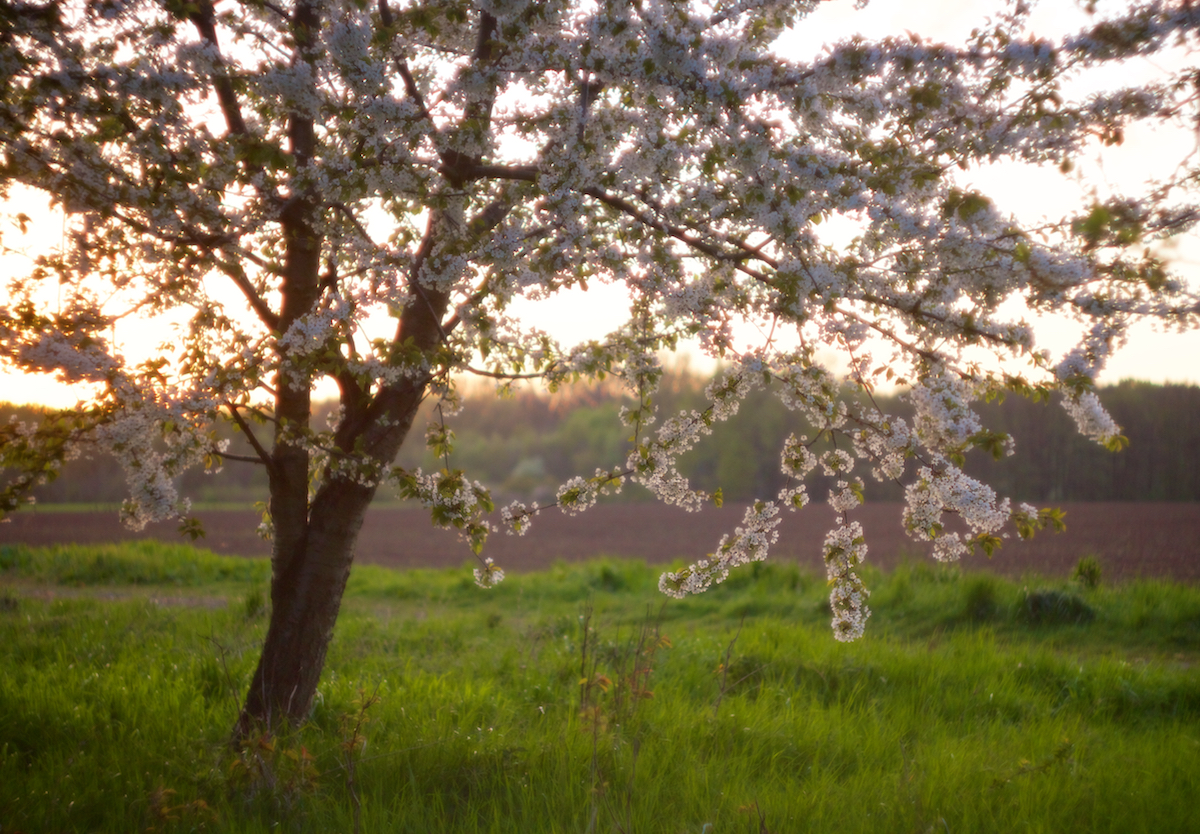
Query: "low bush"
962 575 1002 622
1018 587 1096 625
1073 554 1104 589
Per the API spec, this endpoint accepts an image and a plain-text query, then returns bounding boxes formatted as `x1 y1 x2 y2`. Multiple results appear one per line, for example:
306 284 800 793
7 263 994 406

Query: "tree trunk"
233 148 460 734
233 276 445 737
235 479 375 736
233 376 428 736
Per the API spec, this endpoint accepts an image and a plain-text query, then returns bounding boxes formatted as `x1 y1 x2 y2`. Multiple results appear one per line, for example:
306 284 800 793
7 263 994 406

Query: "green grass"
2 544 1198 833
11 501 128 513
0 540 270 586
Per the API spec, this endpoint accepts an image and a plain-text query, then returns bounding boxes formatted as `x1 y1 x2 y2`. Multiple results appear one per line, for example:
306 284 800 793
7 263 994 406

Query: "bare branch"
213 259 281 331
218 451 271 466
188 0 250 138
225 404 276 472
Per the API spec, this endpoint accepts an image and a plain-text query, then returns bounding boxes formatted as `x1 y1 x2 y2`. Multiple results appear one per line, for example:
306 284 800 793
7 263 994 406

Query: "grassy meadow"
1 540 1198 833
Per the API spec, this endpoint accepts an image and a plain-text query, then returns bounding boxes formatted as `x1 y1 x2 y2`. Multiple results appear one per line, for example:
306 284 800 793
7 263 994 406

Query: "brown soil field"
2 502 1198 583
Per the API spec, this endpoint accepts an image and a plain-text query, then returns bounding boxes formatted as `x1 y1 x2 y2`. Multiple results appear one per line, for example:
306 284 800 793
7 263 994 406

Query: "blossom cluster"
618 367 763 513
908 371 983 451
96 395 222 531
473 557 505 590
659 499 784 598
903 464 1011 562
1061 392 1122 445
822 521 871 642
500 500 535 536
393 467 496 565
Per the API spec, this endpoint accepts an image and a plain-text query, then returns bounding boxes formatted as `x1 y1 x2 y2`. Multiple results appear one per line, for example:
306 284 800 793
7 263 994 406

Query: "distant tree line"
4 376 1198 507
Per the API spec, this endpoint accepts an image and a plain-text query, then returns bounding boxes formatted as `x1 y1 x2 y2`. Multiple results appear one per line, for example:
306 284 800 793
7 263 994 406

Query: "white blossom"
1061 392 1122 445
473 557 505 589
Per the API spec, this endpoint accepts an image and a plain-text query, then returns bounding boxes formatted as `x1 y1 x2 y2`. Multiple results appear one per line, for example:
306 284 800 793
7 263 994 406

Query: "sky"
2 0 1198 408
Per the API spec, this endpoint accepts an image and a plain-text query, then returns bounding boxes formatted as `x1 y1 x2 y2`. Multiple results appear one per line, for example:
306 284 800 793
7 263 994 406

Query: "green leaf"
178 516 206 541
1103 434 1129 452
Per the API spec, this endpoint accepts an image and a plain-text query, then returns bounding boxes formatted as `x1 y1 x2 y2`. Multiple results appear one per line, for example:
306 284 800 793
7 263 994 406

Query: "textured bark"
235 378 430 734
235 480 373 734
234 214 452 736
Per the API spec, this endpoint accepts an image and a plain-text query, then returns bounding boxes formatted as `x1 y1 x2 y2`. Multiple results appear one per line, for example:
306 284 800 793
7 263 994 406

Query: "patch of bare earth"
2 503 1197 583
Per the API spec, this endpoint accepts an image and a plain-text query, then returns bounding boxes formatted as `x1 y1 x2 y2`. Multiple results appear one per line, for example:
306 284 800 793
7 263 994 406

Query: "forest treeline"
3 375 1199 507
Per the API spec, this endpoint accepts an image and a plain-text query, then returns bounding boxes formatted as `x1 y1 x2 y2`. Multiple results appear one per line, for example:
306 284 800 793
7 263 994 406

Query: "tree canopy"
1 0 1197 729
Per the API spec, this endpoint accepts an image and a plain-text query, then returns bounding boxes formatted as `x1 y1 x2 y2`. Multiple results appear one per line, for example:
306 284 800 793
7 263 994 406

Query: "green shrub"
962 575 1001 622
243 586 268 620
1073 555 1103 589
1018 588 1096 626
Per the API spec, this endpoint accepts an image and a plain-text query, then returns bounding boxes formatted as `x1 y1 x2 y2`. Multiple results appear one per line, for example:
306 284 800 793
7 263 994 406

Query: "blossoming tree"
1 0 1197 732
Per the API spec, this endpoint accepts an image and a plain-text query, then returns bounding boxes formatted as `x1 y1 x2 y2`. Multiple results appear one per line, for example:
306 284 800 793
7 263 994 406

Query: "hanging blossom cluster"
625 368 762 512
659 499 784 597
499 500 535 535
276 295 352 358
393 467 494 558
1061 392 1123 445
823 521 871 642
95 393 224 531
658 429 811 600
903 465 1012 562
908 371 984 451
473 557 505 589
8 329 120 386
555 469 627 515
1053 328 1126 446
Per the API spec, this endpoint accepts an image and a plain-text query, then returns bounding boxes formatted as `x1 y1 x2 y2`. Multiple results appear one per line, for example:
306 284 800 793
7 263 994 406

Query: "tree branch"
188 0 250 138
460 365 547 380
441 190 522 334
226 404 276 472
428 156 776 278
213 258 281 331
581 185 773 280
218 451 272 466
577 75 605 143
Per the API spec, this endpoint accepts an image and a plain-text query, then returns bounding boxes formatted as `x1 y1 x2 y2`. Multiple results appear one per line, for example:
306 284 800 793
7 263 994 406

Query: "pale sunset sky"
2 0 1197 407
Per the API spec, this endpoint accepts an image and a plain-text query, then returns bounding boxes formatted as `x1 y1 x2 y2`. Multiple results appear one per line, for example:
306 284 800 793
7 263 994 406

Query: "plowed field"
4 502 1198 583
